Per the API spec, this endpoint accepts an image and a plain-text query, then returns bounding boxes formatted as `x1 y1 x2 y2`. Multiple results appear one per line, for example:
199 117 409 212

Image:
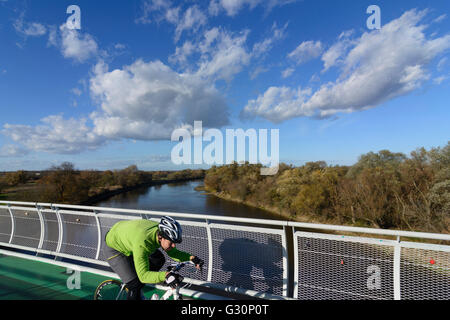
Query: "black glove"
165 272 183 288
191 256 204 269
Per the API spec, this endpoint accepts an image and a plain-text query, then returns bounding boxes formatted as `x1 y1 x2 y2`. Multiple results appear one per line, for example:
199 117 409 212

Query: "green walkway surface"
0 253 166 300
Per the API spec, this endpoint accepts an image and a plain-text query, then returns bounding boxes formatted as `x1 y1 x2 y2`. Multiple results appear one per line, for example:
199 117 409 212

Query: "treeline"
152 169 206 181
0 163 205 204
204 143 449 233
0 170 39 198
37 163 155 203
0 170 32 188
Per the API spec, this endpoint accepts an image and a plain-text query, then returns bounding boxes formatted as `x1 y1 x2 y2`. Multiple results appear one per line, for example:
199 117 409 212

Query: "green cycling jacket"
105 219 192 284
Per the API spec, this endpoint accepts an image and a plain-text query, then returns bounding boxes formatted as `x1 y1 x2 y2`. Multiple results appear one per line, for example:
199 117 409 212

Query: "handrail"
285 221 450 241
0 200 449 300
1 201 449 240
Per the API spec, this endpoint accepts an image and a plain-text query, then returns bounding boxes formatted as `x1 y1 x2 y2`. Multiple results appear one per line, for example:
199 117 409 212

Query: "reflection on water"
95 180 280 220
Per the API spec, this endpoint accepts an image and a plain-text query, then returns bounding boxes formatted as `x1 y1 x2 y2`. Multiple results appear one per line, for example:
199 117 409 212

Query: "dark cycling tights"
125 249 166 300
126 278 145 300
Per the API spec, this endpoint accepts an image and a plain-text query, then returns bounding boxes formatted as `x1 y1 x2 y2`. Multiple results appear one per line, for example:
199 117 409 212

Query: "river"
94 180 282 221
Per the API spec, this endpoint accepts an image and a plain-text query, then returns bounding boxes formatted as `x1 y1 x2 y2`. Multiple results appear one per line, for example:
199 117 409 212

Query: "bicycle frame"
95 260 199 300
160 286 181 300
152 260 198 300
116 283 127 300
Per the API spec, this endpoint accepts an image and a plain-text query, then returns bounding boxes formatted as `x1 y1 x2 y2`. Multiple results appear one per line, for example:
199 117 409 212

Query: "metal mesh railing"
41 210 60 252
159 223 210 282
294 232 395 299
10 209 41 249
210 225 285 296
293 231 450 300
400 245 450 300
0 201 449 300
0 208 12 243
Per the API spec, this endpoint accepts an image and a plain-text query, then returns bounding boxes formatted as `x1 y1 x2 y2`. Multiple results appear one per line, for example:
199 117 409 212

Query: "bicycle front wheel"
94 279 128 300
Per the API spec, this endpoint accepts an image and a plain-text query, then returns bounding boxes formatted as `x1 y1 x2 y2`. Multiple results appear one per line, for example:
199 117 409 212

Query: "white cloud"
288 40 323 65
195 28 252 82
46 24 99 63
252 22 288 58
433 75 448 84
209 0 296 17
0 144 29 157
71 87 82 96
321 30 355 72
174 5 207 42
242 86 312 122
169 40 195 66
208 0 221 16
433 14 447 23
59 24 99 63
309 73 320 83
144 2 286 81
3 115 105 154
13 13 47 37
47 25 58 47
437 57 447 71
135 0 171 24
2 55 231 154
89 59 229 141
14 15 98 63
208 0 258 16
250 65 269 79
281 67 294 78
241 9 450 122
136 1 207 42
20 22 46 36
114 43 126 50
171 23 285 82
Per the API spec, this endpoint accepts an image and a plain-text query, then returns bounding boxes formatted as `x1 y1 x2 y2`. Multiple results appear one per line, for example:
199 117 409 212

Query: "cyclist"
103 216 204 300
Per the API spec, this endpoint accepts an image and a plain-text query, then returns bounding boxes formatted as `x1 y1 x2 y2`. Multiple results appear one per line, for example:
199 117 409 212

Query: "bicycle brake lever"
167 263 181 272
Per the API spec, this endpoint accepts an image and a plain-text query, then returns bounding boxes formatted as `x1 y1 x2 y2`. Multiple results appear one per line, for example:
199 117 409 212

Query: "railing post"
93 210 102 260
393 235 402 300
205 219 213 282
282 225 289 297
35 203 45 251
292 227 299 299
54 205 63 259
7 204 15 244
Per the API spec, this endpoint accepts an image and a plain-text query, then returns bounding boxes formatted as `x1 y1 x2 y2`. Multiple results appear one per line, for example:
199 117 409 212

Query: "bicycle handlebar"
167 260 196 272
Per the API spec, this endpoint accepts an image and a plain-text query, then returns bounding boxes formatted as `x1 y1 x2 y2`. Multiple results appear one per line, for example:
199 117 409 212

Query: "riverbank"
197 185 444 242
94 179 287 222
198 184 320 223
0 182 44 202
80 177 204 205
198 184 390 229
0 177 204 205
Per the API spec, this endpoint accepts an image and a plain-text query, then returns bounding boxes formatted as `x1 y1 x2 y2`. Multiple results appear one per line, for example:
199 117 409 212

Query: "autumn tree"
203 143 449 233
4 170 28 186
40 162 88 203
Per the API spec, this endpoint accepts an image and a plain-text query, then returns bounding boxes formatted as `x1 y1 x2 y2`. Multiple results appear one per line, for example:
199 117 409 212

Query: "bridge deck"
0 254 167 300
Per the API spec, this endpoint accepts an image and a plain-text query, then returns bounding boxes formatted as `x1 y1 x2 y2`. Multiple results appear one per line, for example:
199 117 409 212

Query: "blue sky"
0 0 449 171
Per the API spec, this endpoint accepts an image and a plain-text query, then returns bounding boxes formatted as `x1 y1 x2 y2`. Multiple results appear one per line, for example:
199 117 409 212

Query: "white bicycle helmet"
158 216 182 243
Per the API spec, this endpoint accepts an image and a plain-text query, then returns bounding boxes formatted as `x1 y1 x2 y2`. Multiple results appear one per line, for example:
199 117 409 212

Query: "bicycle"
93 260 199 300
